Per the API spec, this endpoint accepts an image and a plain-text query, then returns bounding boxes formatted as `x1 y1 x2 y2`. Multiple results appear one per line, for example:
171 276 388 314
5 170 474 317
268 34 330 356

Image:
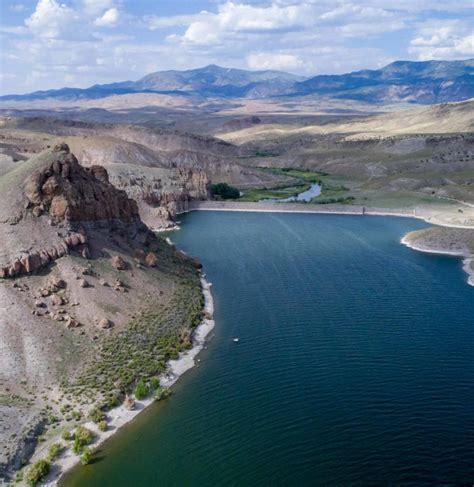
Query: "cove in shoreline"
51 205 473 484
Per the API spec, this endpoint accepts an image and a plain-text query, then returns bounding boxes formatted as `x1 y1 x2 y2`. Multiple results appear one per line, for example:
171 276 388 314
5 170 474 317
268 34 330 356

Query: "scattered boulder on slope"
145 252 158 267
111 256 127 270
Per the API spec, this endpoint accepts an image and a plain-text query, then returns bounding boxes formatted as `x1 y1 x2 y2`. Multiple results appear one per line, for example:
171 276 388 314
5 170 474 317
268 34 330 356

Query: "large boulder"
97 318 114 329
145 252 158 267
111 256 127 270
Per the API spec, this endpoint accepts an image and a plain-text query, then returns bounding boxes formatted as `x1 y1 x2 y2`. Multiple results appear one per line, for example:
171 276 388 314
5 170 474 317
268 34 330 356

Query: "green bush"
25 459 50 486
106 393 120 409
154 387 171 401
61 430 72 441
134 379 150 400
71 410 82 421
89 407 106 424
80 447 92 465
98 420 108 432
150 377 160 390
72 426 95 454
75 426 94 445
72 437 82 455
210 183 240 200
46 443 63 461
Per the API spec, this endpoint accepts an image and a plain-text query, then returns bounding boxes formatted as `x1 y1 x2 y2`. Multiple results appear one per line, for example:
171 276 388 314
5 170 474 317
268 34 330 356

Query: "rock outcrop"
0 231 86 279
111 166 209 228
0 141 204 481
145 252 158 267
0 144 146 279
24 143 139 224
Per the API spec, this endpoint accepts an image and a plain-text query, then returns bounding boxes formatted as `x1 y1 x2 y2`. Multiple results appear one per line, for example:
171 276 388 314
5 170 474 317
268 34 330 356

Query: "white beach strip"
463 258 474 286
181 201 474 230
43 276 215 486
400 234 467 257
161 278 215 387
153 224 180 233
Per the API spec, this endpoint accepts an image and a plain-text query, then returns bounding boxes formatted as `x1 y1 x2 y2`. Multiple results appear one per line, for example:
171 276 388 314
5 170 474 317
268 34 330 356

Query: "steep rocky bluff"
108 164 209 229
24 143 138 223
0 144 203 479
1 143 141 278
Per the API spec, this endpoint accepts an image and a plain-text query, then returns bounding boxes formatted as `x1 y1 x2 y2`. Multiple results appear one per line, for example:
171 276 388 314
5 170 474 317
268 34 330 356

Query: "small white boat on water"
233 338 239 342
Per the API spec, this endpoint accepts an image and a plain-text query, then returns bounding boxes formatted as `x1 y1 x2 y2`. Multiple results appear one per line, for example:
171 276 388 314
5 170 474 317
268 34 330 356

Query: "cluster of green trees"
134 377 171 401
23 442 66 485
72 426 95 455
210 183 240 200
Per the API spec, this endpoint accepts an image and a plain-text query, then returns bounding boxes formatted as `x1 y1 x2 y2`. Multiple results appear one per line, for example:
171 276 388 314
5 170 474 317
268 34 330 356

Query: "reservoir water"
64 212 474 486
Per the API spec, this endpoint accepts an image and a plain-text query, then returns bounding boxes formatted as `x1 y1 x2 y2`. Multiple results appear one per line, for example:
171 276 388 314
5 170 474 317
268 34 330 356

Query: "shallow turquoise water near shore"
64 212 474 486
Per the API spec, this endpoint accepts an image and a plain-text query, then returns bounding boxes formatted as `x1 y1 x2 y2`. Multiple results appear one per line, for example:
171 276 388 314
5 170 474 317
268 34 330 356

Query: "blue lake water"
64 212 474 486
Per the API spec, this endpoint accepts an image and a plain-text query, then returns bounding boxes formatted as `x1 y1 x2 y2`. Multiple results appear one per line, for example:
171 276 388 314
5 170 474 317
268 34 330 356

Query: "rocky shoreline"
0 144 209 484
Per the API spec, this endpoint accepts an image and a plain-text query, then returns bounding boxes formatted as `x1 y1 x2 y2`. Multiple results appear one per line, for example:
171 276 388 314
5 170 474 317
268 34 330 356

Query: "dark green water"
64 212 474 486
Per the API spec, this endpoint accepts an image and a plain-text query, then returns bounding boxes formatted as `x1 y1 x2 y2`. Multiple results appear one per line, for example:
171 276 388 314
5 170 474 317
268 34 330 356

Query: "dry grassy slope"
217 101 474 207
0 146 203 478
402 225 474 286
62 135 290 188
217 99 474 143
404 226 474 255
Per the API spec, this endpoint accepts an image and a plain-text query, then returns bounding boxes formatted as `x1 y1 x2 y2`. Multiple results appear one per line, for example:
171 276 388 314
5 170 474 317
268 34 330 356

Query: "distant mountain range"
294 59 474 104
2 59 473 105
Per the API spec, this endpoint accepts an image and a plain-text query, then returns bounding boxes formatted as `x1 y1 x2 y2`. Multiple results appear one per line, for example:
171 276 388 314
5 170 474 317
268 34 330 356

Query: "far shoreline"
180 200 474 230
180 200 474 286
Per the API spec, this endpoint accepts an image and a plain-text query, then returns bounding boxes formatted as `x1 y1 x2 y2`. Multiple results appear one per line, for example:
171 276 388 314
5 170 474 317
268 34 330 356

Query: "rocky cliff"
23 143 139 223
0 144 203 480
1 143 144 278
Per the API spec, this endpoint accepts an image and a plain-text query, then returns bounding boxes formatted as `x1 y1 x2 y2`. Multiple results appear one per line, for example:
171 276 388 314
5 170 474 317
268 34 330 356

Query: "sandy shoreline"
42 276 215 486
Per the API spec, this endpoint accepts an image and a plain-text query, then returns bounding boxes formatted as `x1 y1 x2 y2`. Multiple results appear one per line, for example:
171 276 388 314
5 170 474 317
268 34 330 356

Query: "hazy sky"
0 0 473 94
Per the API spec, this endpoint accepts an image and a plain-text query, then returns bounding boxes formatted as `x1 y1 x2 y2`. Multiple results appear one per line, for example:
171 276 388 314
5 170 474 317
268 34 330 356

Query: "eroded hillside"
0 144 204 479
0 116 294 228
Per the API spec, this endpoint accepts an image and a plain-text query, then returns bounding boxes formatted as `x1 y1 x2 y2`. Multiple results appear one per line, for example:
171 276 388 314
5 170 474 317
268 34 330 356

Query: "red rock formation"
1 144 145 279
0 231 91 278
24 143 139 224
